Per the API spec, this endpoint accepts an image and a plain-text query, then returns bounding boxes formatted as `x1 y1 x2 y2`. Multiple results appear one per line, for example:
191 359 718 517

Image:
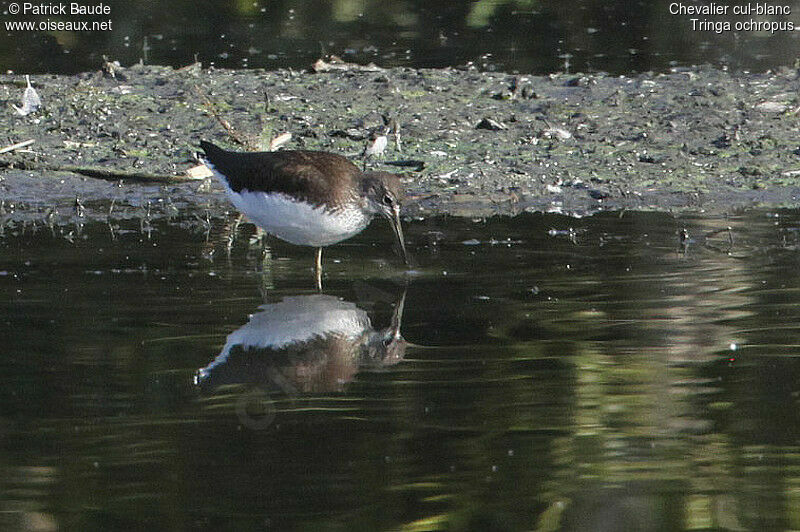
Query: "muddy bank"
3 62 800 227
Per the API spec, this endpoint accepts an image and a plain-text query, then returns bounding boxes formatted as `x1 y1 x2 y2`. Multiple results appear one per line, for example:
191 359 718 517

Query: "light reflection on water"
2 210 800 530
4 0 800 76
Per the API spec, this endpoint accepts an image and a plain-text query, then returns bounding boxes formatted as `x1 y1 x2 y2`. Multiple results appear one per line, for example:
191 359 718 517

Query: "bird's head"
361 172 407 263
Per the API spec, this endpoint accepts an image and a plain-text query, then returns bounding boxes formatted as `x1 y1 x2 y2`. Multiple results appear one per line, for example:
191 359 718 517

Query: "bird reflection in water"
195 290 406 394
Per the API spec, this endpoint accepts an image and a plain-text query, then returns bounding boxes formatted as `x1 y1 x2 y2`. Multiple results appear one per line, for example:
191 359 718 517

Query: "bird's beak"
389 205 408 264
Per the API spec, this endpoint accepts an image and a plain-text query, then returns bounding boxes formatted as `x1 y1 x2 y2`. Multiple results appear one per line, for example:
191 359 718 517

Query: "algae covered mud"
3 63 800 226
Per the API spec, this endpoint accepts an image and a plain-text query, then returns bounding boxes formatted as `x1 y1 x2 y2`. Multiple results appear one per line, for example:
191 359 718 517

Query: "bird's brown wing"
200 142 361 208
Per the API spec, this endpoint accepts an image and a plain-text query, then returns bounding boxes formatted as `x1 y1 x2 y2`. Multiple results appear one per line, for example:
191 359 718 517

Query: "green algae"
3 64 800 225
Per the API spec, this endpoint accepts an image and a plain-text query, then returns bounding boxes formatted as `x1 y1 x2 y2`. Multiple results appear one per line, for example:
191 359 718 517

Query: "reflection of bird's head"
382 331 407 365
361 289 407 365
362 327 407 366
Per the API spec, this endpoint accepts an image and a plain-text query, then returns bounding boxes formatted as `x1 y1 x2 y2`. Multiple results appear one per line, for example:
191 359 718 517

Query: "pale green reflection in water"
1 210 800 530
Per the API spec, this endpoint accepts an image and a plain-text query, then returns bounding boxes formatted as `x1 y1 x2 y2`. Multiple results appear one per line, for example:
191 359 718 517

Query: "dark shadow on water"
3 210 800 529
3 0 800 75
195 290 406 394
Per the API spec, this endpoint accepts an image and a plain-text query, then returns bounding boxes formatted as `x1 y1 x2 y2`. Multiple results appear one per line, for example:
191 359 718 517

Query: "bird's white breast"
205 162 371 247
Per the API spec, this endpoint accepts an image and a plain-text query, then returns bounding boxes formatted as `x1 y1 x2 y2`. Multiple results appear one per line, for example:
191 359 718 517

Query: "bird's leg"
315 247 323 291
259 246 274 294
225 213 244 254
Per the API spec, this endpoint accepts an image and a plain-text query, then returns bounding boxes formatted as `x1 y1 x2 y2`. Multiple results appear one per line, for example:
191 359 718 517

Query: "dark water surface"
3 0 800 75
3 209 800 530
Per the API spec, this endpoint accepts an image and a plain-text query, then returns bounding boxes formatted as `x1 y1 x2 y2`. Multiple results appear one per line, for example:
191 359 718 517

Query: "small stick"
0 159 192 184
269 132 292 151
0 139 35 155
315 247 323 291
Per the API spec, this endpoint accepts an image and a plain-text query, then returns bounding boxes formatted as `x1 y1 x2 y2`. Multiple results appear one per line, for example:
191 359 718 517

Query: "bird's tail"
197 140 233 190
198 140 224 164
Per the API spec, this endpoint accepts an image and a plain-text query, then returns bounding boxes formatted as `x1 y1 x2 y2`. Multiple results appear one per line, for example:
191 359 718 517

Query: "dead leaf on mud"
312 55 384 73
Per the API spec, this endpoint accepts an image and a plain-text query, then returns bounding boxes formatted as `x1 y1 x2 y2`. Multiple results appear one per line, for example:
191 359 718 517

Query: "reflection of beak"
390 289 406 339
388 205 408 264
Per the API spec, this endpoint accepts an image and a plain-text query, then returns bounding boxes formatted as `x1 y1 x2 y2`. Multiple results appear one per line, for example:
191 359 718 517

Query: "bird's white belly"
228 189 369 247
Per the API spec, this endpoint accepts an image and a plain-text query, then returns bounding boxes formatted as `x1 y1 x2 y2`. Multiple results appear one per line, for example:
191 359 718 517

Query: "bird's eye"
382 195 393 206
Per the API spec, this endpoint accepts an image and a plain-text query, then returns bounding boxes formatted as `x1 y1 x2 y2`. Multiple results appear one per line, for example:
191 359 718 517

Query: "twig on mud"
0 139 35 155
193 84 257 150
0 159 200 184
